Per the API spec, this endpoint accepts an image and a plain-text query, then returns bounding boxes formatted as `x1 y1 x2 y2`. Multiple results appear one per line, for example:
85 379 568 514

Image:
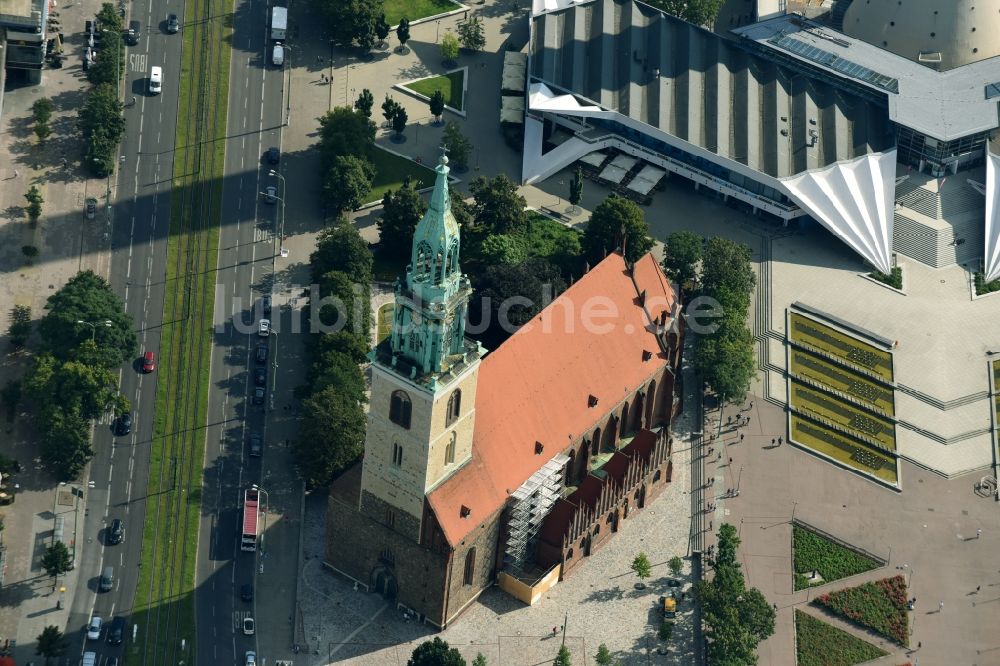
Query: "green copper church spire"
389 149 472 376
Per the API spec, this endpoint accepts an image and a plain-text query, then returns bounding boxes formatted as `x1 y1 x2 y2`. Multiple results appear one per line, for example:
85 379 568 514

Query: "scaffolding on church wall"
504 454 569 570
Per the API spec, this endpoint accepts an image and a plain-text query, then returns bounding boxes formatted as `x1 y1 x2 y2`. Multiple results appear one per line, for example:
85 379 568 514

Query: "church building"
325 152 683 627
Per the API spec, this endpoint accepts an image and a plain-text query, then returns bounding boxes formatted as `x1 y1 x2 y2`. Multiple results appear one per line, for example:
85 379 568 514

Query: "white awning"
626 178 656 195
635 164 666 184
579 152 607 167
599 164 629 184
610 154 638 171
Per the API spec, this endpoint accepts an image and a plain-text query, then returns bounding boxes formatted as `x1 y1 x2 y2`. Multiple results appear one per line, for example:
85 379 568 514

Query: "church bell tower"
359 151 485 543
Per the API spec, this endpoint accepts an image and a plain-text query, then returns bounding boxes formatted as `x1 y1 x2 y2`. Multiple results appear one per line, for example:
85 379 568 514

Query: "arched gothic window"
390 390 412 429
415 241 433 280
391 442 403 466
445 432 457 465
446 389 462 426
436 249 445 282
463 547 476 585
448 239 460 275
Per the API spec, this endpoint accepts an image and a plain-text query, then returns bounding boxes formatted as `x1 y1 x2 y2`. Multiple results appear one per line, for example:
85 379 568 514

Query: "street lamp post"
76 319 113 342
283 43 295 126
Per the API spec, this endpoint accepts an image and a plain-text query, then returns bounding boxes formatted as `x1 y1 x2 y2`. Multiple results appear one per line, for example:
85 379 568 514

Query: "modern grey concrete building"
0 0 52 91
523 0 1000 278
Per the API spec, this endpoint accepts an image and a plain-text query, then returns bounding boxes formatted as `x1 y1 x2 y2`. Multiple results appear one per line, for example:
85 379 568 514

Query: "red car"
142 351 156 373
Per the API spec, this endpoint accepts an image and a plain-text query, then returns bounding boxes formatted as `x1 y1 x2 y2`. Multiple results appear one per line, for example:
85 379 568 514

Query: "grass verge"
383 0 460 25
402 70 466 111
367 146 436 204
789 348 895 415
794 610 888 666
789 312 893 382
127 0 232 662
792 525 881 591
789 379 896 451
813 575 909 646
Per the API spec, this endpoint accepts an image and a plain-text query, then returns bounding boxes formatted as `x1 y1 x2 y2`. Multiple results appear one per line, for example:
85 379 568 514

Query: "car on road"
260 295 271 316
114 413 132 436
126 19 140 45
252 387 265 405
258 318 270 337
255 343 268 364
246 651 256 666
149 65 162 94
85 197 97 220
142 350 156 373
253 367 266 387
166 13 179 33
241 583 253 602
263 186 277 204
243 616 255 635
248 434 262 458
108 518 125 545
266 147 279 165
87 616 103 640
107 616 126 645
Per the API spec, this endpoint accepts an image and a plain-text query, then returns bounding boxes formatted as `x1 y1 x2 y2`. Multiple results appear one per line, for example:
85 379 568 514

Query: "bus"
241 488 259 552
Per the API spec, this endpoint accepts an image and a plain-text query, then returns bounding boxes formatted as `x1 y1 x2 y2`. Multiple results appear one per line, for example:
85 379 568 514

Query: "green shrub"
868 266 902 289
813 575 909 646
974 271 1000 296
795 609 888 666
792 525 881 590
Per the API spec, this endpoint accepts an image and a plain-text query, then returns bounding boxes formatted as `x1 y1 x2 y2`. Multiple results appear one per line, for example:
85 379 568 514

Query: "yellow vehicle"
659 595 677 618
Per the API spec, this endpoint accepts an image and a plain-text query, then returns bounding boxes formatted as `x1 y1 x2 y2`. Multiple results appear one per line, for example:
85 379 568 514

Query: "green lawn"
789 312 894 382
813 576 909 646
794 610 888 666
368 146 437 204
792 525 881 591
403 70 466 111
383 0 460 26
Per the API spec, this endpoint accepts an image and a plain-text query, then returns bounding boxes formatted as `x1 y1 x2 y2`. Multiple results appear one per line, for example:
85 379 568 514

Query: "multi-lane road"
66 0 287 661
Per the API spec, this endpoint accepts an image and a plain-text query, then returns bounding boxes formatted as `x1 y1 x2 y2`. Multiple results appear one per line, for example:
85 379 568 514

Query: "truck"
270 7 286 41
241 488 259 552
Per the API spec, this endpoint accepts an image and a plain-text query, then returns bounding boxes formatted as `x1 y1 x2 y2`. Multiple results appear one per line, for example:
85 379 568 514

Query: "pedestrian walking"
771 438 776 445
977 528 982 538
709 520 713 530
727 415 732 425
778 436 783 445
938 601 944 611
12 169 17 178
749 401 753 409
552 627 557 637
728 457 733 464
917 642 921 649
746 416 751 426
708 447 714 455
976 585 981 593
740 433 744 442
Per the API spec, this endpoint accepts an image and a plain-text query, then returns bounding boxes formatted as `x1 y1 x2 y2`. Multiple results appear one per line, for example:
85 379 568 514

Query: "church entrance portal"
371 567 398 599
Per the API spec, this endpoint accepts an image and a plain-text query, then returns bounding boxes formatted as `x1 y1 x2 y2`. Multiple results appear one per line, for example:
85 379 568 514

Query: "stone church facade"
325 152 683 628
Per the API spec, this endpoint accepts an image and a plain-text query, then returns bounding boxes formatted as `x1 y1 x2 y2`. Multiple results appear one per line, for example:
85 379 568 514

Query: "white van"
82 652 97 666
271 44 284 67
149 66 162 94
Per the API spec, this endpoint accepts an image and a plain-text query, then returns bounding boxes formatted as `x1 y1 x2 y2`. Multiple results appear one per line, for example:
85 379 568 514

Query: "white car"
258 319 270 337
87 616 103 640
149 65 162 94
243 616 255 635
245 651 256 666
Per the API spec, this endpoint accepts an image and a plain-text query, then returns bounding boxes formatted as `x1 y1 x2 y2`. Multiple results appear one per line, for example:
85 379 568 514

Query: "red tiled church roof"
426 252 678 547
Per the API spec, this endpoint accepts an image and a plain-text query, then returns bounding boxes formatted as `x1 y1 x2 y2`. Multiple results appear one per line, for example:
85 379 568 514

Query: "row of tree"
14 271 136 479
79 4 127 176
319 0 486 55
292 221 373 488
407 637 576 665
696 524 775 664
645 0 726 26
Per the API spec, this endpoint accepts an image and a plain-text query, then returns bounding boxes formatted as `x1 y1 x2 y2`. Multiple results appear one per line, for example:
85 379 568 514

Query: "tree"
378 178 427 260
32 98 54 143
442 121 473 170
78 83 125 177
315 270 371 344
294 384 366 488
355 88 375 118
382 94 401 128
310 219 374 285
374 13 391 46
429 89 446 123
407 637 466 666
479 234 527 266
8 304 32 349
34 119 51 143
1 380 22 422
319 0 382 48
318 107 376 166
41 541 72 583
582 195 654 265
662 230 702 291
701 237 755 311
25 185 43 225
631 551 652 588
357 25 377 55
36 625 67 661
648 0 725 26
668 555 684 578
470 258 565 349
440 31 460 63
569 167 584 207
469 174 528 234
39 406 93 480
553 645 572 666
391 106 408 138
38 271 136 366
658 618 674 642
457 16 486 52
472 654 487 666
87 4 124 86
594 644 614 666
324 155 374 214
396 17 411 51
25 355 122 420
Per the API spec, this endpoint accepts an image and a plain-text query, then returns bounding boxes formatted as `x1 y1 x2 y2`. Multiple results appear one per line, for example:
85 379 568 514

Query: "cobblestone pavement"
299 423 697 666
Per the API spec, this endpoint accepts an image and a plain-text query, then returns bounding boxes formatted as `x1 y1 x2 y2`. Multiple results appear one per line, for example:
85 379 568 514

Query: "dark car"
266 147 279 165
114 413 132 436
248 434 262 458
108 518 125 545
253 368 266 387
252 387 265 405
126 19 140 45
255 343 268 365
260 295 271 317
166 13 179 33
107 616 126 645
241 583 253 602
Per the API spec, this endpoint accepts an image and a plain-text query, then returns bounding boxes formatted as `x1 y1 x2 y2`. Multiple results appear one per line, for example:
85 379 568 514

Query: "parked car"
87 616 103 640
263 186 277 204
255 344 268 364
108 518 125 545
248 434 262 458
252 387 265 405
243 616 255 635
266 147 279 165
258 319 270 337
260 295 272 316
246 651 256 666
241 583 253 602
126 19 140 45
85 197 98 220
107 616 126 645
166 13 179 33
142 350 156 373
253 368 266 387
114 413 132 436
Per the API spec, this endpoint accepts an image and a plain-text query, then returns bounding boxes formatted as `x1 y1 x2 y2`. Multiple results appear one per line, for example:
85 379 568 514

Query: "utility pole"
561 612 567 646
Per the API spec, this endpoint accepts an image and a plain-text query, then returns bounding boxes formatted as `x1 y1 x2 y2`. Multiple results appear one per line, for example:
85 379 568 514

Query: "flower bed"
794 610 888 666
793 525 882 590
813 575 909 646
